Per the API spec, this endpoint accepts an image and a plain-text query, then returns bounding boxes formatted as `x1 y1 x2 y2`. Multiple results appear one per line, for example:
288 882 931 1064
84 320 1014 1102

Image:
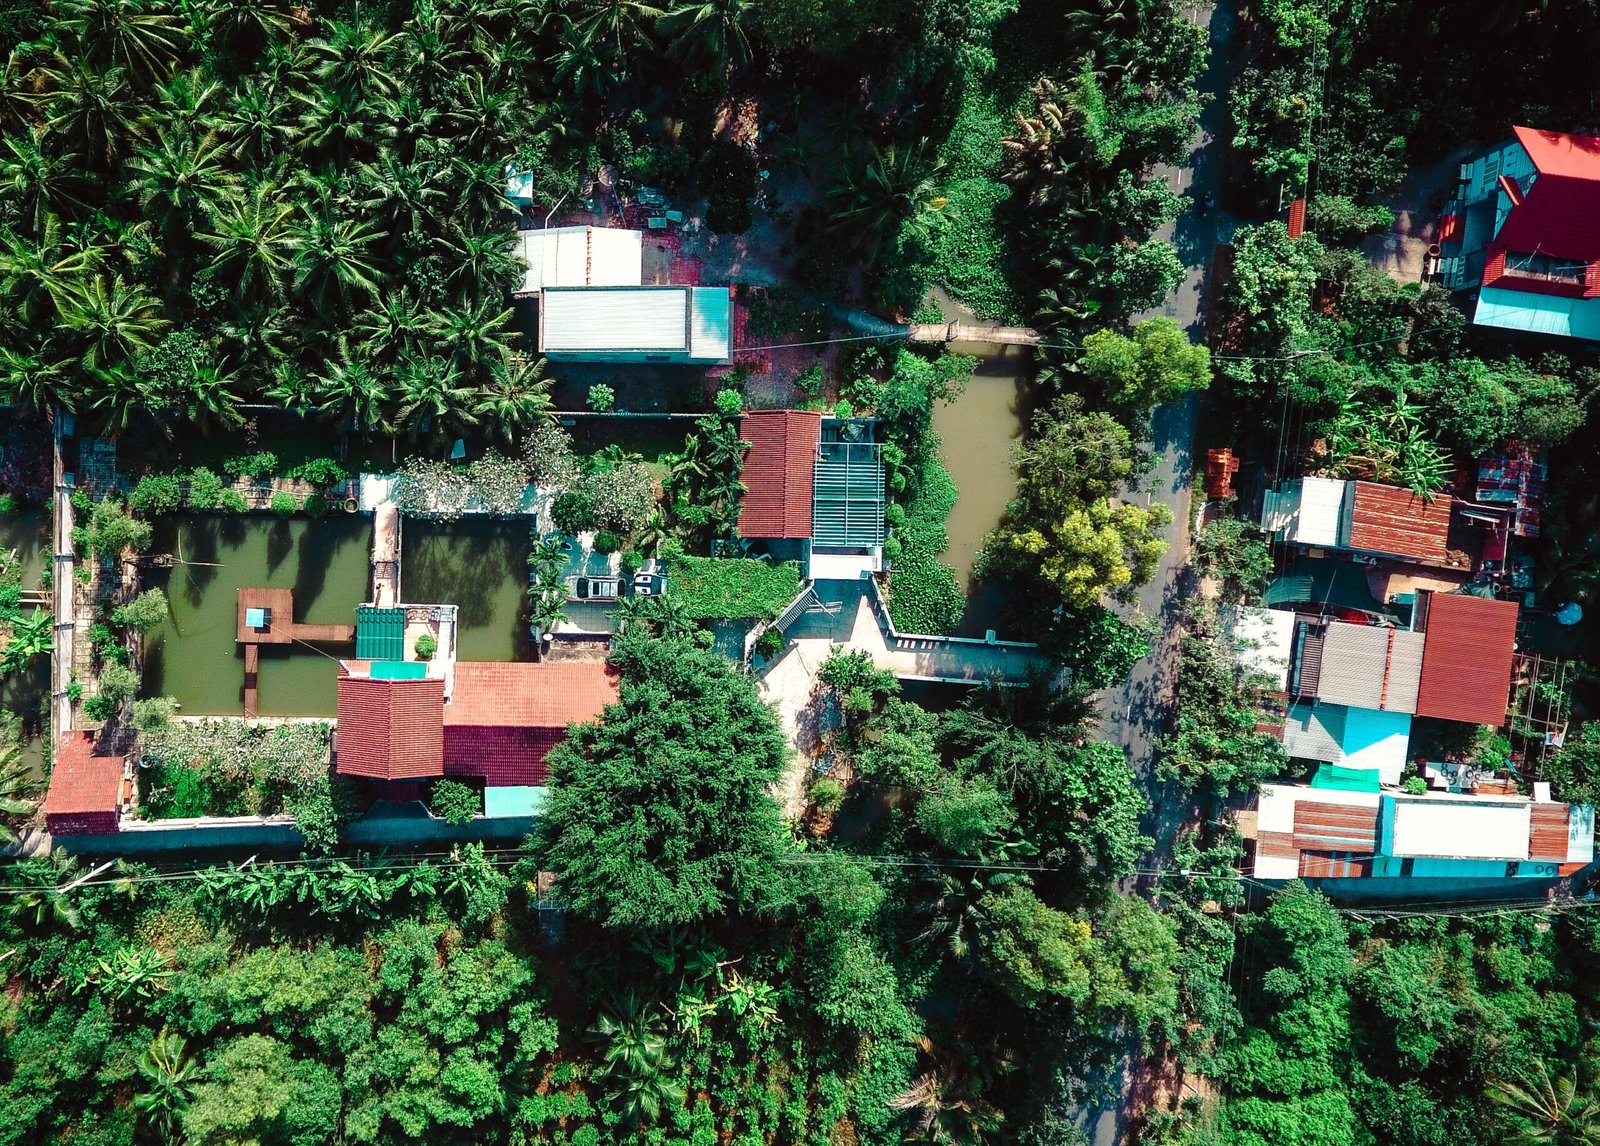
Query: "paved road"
1085 5 1240 1144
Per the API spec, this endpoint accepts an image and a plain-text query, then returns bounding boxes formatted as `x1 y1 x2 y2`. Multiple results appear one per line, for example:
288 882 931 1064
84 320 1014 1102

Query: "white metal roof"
1388 797 1530 860
515 227 643 295
690 287 732 362
1261 477 1348 546
1317 623 1389 708
1223 605 1295 690
541 287 690 353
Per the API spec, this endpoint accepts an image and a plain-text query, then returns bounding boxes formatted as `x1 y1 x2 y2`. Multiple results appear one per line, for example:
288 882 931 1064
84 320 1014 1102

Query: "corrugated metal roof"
356 606 405 662
1292 623 1323 697
1299 852 1374 877
1514 125 1600 180
1261 477 1346 546
1265 557 1391 616
515 227 643 294
1346 482 1453 563
738 410 822 539
1415 591 1519 726
1293 800 1380 853
690 287 732 362
1387 796 1530 860
1384 630 1425 712
1282 701 1345 762
541 287 689 353
1316 622 1388 708
1473 285 1600 340
1223 606 1295 690
1530 802 1571 861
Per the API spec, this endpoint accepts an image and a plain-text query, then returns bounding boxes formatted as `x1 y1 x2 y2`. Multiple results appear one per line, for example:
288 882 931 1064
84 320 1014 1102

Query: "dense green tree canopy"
535 636 791 929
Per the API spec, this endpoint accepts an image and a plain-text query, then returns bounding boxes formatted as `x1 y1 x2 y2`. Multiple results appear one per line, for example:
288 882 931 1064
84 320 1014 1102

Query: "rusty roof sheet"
1298 851 1374 878
1292 800 1380 854
1415 593 1519 726
737 410 821 539
1530 802 1572 861
335 669 445 780
1346 482 1453 564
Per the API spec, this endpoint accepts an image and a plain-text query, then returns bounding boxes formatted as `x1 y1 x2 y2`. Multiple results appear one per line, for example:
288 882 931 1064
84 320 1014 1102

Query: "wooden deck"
237 588 355 717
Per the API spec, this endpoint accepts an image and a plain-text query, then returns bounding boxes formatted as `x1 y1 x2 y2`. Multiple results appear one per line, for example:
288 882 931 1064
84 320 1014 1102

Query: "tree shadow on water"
293 517 367 616
265 517 293 576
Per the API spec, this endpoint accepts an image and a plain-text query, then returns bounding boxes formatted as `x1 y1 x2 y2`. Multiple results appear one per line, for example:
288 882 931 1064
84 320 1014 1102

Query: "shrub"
714 388 743 417
810 776 846 816
465 449 532 516
391 456 471 520
885 458 964 634
303 492 328 517
218 488 249 513
430 779 480 825
414 633 437 661
552 490 598 534
589 462 655 533
0 492 17 513
755 626 786 659
833 399 854 420
587 383 616 413
286 457 347 486
222 450 277 478
521 421 583 489
1306 194 1397 244
132 696 179 732
83 695 115 722
128 474 183 516
66 680 82 702
98 661 139 703
87 499 153 558
90 622 128 666
187 467 223 510
592 530 622 555
269 491 297 516
620 550 643 576
111 588 169 632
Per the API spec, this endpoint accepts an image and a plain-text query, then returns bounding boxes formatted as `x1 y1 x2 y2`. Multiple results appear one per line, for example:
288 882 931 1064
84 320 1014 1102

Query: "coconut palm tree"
36 60 145 169
889 1036 1006 1146
659 0 751 74
309 19 402 100
1000 78 1077 209
434 294 514 376
290 205 385 314
392 353 477 437
57 0 187 86
85 361 148 436
0 348 74 412
171 360 246 432
826 139 950 266
568 0 663 61
9 852 84 932
149 68 225 144
1489 1060 1600 1146
475 356 554 440
202 0 294 60
0 132 92 237
448 70 531 155
127 132 242 263
57 275 168 371
357 154 446 239
293 84 381 163
528 582 569 661
352 293 431 367
0 219 105 326
133 1028 197 1145
198 183 298 301
547 19 621 103
217 78 294 168
312 355 387 431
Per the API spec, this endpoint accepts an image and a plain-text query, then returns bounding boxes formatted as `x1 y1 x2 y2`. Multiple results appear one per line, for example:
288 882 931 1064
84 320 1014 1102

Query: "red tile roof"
737 410 821 539
1415 592 1519 726
335 669 445 780
442 661 618 786
42 732 123 835
1481 127 1600 295
1346 482 1453 564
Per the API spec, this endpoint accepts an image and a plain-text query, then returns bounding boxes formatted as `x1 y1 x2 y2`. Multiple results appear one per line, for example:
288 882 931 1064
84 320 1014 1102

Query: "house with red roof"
1438 126 1600 341
335 658 618 801
737 411 887 580
42 732 127 836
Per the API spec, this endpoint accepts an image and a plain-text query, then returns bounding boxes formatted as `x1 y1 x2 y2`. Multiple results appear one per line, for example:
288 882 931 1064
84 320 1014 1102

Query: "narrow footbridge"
906 321 1042 346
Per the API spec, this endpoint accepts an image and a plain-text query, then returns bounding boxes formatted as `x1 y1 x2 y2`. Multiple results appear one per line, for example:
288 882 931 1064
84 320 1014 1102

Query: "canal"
143 515 371 717
929 295 1030 638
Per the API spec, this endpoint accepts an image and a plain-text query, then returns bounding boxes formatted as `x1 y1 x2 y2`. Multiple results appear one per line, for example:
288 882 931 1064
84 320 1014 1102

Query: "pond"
143 515 372 716
931 337 1028 639
401 518 532 662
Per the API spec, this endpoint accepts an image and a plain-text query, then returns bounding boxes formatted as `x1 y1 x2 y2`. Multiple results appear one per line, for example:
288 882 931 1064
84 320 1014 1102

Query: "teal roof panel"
357 607 406 661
